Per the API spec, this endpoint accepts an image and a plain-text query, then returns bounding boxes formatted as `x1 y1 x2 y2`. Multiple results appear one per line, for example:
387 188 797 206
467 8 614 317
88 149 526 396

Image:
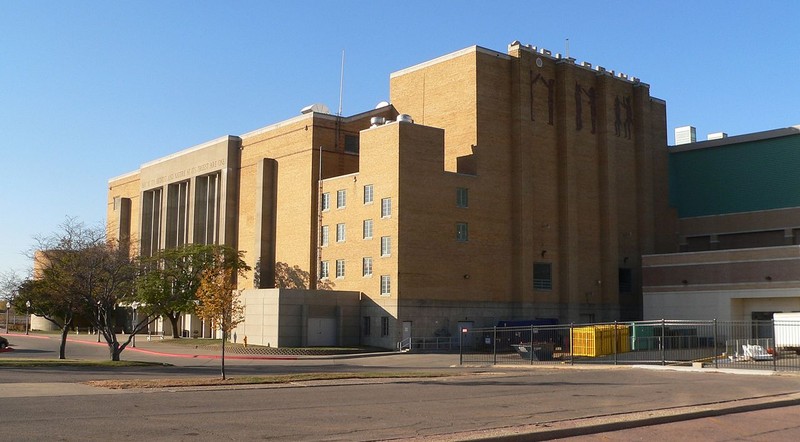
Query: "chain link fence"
458 320 800 372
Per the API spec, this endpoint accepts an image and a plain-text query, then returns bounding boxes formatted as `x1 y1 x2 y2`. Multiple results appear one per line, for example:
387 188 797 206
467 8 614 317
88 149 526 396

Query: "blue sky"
1 1 798 274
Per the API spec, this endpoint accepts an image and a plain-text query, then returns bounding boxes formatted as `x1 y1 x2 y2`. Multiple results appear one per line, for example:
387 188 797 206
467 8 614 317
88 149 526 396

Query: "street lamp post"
131 302 139 348
25 300 31 335
97 302 101 343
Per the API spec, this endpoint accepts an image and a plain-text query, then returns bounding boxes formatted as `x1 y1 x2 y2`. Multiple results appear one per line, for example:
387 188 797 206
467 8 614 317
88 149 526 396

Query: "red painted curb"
4 333 300 360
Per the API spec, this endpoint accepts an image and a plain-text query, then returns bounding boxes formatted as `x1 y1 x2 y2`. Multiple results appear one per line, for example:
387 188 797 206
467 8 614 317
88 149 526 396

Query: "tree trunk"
59 325 69 359
109 341 121 361
168 313 181 338
221 328 226 380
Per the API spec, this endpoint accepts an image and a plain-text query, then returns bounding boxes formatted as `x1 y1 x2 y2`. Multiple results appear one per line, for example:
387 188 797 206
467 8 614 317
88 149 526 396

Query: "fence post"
772 319 777 372
713 319 718 369
493 326 497 365
661 319 666 366
613 321 618 365
570 322 575 366
530 324 534 365
459 328 463 365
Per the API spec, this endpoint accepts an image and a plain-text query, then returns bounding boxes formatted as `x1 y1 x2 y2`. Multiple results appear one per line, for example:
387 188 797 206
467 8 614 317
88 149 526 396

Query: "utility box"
631 323 656 351
572 325 631 357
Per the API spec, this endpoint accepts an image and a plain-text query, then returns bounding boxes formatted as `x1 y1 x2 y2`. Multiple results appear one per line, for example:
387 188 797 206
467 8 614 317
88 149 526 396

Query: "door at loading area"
307 317 336 346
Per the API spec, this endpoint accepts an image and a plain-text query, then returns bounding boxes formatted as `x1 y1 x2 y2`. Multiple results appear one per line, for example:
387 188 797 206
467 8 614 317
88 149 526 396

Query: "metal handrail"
397 337 412 351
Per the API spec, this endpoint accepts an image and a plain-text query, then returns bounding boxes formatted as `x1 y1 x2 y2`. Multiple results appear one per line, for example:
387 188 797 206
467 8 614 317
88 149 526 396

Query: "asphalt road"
4 334 800 440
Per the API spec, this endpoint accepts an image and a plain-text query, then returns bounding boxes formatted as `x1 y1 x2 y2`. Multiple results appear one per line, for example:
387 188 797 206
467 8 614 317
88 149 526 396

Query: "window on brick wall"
362 257 373 277
363 219 373 239
381 197 392 218
320 225 329 246
336 223 346 242
337 189 346 208
336 259 345 278
363 316 371 336
533 262 552 290
456 222 469 242
456 187 469 208
381 316 390 336
320 261 330 279
380 275 391 296
381 236 391 256
364 184 373 204
321 192 330 211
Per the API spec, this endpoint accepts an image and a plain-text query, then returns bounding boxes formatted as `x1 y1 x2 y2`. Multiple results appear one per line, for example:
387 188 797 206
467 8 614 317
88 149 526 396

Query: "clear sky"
1 1 798 275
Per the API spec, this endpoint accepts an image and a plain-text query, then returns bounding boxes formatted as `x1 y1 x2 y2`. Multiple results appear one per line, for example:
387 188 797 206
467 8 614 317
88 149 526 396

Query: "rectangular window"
337 189 346 208
364 184 374 204
381 316 390 336
336 223 346 242
363 316 371 336
193 172 220 245
336 259 345 278
456 222 469 242
619 268 633 294
363 219 373 239
344 134 360 154
320 225 329 246
166 180 190 249
381 236 391 256
321 192 330 211
362 257 373 277
320 261 330 279
456 187 469 208
140 187 162 257
533 262 553 290
381 197 392 218
380 275 391 296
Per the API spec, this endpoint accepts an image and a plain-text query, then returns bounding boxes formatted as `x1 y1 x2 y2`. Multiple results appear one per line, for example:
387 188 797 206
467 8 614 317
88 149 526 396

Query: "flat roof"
671 125 800 152
390 45 510 79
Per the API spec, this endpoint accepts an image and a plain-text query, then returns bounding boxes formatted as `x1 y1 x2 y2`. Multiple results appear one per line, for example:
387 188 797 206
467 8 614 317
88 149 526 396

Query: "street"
3 334 800 440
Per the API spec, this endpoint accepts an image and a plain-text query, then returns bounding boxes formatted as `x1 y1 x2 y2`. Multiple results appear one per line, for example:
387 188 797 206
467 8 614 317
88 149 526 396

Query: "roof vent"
397 114 413 123
370 117 386 127
375 101 390 109
675 126 697 145
707 132 728 140
300 103 330 115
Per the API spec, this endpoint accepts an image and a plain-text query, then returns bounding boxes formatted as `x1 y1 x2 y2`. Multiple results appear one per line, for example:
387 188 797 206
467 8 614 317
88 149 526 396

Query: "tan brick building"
108 42 675 348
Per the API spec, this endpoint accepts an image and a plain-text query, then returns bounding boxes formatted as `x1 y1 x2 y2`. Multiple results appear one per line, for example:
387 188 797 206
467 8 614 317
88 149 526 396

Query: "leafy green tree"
136 244 223 338
13 276 79 359
195 246 250 379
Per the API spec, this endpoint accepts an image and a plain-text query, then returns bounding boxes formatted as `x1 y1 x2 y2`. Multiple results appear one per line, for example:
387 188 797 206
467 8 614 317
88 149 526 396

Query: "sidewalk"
4 331 394 360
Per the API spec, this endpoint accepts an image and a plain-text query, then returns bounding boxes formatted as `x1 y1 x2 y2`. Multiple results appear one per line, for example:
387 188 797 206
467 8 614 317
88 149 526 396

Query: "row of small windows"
322 221 467 246
532 263 634 294
363 316 390 337
321 184 377 211
323 186 467 212
320 258 390 294
320 224 391 252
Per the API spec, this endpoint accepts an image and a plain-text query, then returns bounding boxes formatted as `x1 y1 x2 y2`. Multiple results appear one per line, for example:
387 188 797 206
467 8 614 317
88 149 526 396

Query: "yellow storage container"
571 325 631 357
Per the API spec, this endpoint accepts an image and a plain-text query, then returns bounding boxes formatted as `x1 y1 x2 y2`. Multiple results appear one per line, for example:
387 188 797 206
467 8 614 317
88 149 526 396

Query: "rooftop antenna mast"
338 49 345 116
318 50 346 287
565 38 570 58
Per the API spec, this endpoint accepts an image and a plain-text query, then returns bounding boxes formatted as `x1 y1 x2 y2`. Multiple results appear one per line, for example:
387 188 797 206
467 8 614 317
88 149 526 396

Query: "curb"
437 392 800 441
